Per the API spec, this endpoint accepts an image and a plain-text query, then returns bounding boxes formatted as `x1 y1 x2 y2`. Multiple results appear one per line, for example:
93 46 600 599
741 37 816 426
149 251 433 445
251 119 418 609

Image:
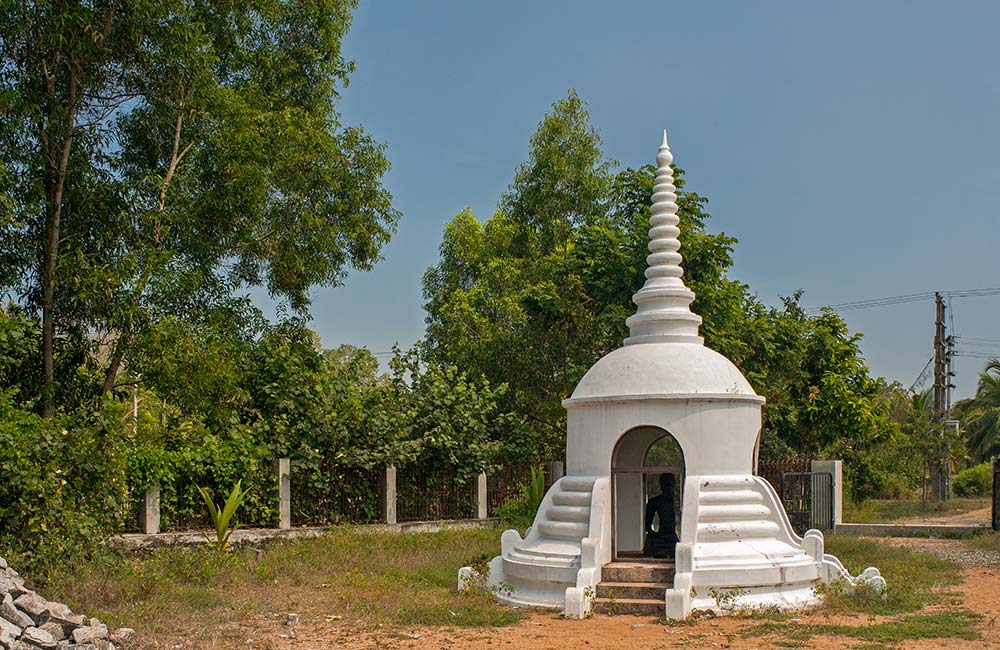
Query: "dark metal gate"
992 457 999 532
781 472 834 535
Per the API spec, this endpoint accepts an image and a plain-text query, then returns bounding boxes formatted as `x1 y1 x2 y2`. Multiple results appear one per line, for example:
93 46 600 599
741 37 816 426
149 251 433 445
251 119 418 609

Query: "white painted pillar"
475 472 488 519
383 466 397 525
274 458 291 529
143 481 160 535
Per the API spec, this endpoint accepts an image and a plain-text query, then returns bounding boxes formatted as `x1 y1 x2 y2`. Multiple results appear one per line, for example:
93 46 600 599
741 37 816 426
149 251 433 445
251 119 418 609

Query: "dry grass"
22 528 990 649
33 526 520 647
844 497 990 524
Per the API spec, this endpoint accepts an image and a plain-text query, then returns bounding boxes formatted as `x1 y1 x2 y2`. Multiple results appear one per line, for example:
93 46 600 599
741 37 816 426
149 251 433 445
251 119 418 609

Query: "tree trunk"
40 74 77 418
102 343 125 395
41 201 59 418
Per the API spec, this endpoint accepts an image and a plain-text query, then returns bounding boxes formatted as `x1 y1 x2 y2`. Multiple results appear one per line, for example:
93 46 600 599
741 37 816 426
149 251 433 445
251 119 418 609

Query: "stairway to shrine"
592 559 673 616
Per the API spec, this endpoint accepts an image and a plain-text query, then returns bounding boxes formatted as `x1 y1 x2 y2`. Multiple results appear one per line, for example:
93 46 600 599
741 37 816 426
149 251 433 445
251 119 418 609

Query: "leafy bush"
953 463 993 497
495 467 545 532
0 392 129 573
126 426 275 530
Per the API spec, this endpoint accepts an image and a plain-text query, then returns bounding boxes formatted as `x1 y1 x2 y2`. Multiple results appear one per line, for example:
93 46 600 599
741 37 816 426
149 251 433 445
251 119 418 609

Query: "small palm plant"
522 465 546 511
196 480 251 552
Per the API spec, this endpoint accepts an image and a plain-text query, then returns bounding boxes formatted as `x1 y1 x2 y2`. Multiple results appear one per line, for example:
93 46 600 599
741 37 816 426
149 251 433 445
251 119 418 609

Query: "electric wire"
806 286 1000 314
908 356 934 393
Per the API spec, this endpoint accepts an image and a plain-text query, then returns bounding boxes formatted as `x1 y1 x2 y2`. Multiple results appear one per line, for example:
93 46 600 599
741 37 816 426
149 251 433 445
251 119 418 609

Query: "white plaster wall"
566 399 761 478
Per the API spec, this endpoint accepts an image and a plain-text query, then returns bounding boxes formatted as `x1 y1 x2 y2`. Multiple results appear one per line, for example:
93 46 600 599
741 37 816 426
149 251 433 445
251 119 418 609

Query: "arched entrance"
611 427 684 560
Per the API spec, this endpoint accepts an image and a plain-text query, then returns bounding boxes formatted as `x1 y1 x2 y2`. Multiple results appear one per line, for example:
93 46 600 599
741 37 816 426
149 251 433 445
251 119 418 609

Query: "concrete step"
592 597 663 616
538 520 589 539
698 503 772 521
698 489 764 505
596 581 672 600
507 549 578 568
698 476 757 491
601 562 674 583
552 491 591 507
547 504 590 522
697 520 780 540
560 476 598 492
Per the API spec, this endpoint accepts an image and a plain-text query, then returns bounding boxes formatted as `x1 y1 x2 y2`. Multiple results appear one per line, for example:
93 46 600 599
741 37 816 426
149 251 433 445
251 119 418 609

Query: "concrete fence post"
382 466 397 525
545 460 565 487
474 472 488 519
143 481 160 535
811 459 843 529
274 458 291 530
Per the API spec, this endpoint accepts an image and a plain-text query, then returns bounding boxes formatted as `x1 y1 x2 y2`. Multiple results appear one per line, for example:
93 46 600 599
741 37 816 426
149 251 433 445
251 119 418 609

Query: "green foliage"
0 307 102 412
495 466 546 532
120 321 521 531
955 358 1000 461
0 392 129 573
823 535 961 615
0 0 399 410
523 466 546 509
196 481 250 552
953 463 993 497
128 427 274 530
377 345 522 480
423 90 897 497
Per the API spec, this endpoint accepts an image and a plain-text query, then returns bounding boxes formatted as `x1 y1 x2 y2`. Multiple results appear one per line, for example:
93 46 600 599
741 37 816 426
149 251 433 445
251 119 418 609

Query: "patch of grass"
845 497 990 524
744 610 982 643
29 526 520 644
823 535 962 614
967 530 1000 554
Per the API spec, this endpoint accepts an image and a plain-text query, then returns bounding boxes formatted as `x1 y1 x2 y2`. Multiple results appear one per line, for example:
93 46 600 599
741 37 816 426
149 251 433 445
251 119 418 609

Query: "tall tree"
0 0 399 415
423 92 745 455
956 359 1000 462
424 91 897 497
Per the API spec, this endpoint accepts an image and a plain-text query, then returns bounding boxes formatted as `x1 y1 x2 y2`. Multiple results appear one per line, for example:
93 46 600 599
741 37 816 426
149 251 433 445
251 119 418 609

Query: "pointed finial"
657 129 673 166
623 130 703 346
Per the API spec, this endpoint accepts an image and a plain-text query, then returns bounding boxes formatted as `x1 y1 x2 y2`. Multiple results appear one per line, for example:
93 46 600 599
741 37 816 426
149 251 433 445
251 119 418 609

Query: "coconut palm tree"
956 359 1000 462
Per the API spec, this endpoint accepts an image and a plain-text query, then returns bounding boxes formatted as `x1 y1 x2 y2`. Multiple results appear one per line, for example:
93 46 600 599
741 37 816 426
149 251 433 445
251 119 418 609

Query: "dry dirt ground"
897 504 993 526
187 538 999 650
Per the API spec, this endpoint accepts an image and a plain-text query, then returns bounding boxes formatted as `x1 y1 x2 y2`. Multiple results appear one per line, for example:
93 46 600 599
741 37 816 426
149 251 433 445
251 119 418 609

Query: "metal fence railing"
781 471 834 534
755 458 812 494
125 459 559 535
291 465 382 527
396 465 476 523
487 462 534 517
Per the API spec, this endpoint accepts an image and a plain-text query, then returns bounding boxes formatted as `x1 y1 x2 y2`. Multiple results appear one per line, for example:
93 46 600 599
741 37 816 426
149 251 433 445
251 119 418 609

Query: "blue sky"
283 1 1000 400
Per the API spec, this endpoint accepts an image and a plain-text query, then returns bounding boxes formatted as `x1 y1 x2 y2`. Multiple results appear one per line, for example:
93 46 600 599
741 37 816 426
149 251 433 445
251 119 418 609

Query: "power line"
956 336 1000 345
806 286 1000 315
908 356 934 393
806 291 934 314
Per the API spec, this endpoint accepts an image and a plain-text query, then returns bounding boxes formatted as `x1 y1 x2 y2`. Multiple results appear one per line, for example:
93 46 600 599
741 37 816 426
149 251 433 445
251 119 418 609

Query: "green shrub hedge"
0 392 129 569
953 463 993 497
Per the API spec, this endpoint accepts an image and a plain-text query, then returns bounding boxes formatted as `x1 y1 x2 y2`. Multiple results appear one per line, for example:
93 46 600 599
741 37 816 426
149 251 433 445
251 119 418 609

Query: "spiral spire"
624 130 703 345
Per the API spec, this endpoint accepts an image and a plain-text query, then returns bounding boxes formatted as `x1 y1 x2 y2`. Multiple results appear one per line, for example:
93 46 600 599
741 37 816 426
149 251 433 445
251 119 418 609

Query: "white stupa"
460 132 883 619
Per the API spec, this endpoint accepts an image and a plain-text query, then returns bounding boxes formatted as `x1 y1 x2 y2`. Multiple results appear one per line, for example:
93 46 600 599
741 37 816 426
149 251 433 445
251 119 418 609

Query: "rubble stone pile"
0 556 133 650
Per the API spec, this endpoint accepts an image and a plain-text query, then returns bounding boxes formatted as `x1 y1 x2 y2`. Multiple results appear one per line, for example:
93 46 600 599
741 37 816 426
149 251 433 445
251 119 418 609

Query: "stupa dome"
568 342 761 404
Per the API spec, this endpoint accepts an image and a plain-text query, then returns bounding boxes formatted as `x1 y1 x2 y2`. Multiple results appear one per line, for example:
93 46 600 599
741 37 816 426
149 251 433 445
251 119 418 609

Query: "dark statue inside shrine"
643 472 678 558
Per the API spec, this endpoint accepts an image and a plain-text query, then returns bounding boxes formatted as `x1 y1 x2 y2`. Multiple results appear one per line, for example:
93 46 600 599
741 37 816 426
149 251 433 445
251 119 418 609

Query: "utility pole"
931 293 952 500
933 293 945 417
